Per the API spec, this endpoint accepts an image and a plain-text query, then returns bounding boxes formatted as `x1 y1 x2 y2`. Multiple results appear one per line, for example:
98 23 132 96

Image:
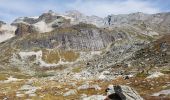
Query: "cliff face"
16 24 115 51
1 11 170 71
15 23 37 36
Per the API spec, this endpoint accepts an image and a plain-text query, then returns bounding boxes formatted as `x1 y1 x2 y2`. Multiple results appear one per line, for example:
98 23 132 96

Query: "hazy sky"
0 0 170 23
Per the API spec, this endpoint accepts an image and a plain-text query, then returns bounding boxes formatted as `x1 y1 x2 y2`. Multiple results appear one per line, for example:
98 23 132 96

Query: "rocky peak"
65 10 84 18
0 21 6 29
104 12 149 26
38 10 59 23
47 10 56 15
15 23 37 36
0 21 6 26
9 11 170 36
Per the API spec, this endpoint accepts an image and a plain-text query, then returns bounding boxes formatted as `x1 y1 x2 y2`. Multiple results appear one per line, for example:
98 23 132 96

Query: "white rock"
0 76 21 83
98 74 106 80
78 83 101 90
63 89 77 96
147 72 164 79
16 93 24 97
19 84 40 97
78 83 89 90
83 95 106 100
106 85 143 100
152 89 170 96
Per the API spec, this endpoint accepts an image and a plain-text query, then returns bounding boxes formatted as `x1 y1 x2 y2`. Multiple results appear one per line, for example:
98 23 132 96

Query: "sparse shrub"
0 74 8 81
35 72 54 78
72 66 82 73
60 50 79 62
136 71 148 77
42 49 60 63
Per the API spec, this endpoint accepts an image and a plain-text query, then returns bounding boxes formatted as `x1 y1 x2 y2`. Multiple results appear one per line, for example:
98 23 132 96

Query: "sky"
0 0 170 23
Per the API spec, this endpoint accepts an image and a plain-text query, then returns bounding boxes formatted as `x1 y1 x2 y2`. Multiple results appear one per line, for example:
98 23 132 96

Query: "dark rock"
15 23 37 36
0 21 6 26
106 85 143 100
124 76 129 80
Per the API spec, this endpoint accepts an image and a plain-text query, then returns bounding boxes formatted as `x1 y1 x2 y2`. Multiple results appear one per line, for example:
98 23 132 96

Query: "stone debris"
78 83 101 90
17 84 40 97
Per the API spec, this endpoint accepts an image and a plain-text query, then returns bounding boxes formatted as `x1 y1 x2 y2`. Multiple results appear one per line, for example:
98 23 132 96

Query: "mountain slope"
0 11 170 100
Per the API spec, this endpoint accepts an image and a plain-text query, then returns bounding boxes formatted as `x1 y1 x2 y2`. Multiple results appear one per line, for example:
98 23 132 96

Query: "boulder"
105 85 143 100
63 89 77 96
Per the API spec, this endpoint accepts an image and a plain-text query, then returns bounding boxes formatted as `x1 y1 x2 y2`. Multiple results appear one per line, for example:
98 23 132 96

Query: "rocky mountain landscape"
0 10 170 100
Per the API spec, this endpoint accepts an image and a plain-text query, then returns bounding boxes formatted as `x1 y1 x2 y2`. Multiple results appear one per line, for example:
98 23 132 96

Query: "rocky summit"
0 10 170 100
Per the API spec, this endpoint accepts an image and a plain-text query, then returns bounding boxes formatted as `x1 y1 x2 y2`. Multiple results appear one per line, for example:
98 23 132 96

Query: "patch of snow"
33 21 53 33
82 95 106 100
147 72 164 79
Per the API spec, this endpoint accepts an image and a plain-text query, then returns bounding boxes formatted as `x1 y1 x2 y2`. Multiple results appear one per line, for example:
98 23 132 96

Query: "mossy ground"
42 49 79 64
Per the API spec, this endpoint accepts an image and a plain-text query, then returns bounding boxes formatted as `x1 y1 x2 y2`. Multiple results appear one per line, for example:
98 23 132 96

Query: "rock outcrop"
15 23 37 35
17 23 115 50
105 85 143 100
0 21 6 27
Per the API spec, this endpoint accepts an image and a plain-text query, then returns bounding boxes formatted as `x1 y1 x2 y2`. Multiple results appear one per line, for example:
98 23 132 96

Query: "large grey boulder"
105 85 143 100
